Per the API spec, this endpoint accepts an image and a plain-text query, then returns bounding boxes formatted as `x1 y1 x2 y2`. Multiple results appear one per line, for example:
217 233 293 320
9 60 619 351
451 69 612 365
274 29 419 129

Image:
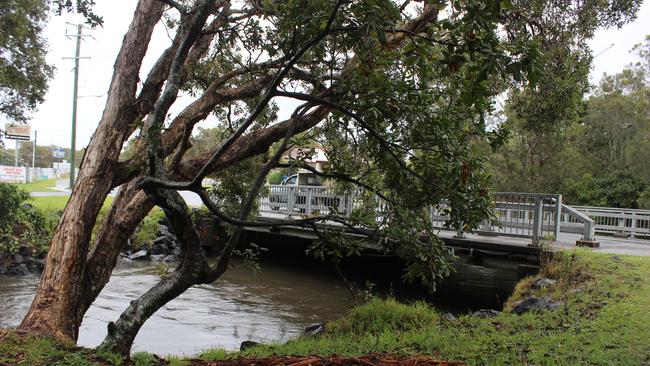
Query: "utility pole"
14 140 19 167
32 130 37 178
64 23 91 189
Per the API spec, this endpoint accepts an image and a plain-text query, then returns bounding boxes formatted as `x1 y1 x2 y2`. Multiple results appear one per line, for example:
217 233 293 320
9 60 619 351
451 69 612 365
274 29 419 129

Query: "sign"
4 124 31 141
0 165 27 183
52 147 65 159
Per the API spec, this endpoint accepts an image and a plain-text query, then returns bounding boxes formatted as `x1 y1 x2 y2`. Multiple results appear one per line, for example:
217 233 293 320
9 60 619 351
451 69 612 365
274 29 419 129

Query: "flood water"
0 259 352 356
0 243 525 356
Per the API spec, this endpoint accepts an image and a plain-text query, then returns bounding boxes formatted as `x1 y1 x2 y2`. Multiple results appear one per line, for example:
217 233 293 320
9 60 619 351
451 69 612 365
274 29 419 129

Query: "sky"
5 0 650 150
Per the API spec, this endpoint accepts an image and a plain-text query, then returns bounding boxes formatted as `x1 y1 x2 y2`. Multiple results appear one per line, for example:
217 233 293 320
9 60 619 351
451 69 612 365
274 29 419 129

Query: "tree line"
488 36 650 209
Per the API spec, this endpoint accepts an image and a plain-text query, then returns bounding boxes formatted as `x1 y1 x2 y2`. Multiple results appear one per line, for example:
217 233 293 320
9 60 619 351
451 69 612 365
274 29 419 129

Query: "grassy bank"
1 250 649 365
204 250 650 365
28 196 115 211
13 178 61 193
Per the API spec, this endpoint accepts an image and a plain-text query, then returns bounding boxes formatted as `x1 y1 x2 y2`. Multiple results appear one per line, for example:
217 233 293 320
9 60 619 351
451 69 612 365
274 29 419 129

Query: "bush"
0 183 58 255
131 209 166 250
267 170 284 185
0 183 30 224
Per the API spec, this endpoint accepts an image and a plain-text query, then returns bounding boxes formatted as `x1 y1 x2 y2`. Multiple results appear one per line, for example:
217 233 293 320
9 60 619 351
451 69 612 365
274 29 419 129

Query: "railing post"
287 186 295 217
345 191 354 217
454 220 465 238
631 213 637 238
532 197 543 245
306 187 313 215
554 194 562 239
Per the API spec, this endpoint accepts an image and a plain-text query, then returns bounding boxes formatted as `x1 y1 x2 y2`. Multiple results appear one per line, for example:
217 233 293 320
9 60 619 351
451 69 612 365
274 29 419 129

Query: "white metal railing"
475 192 562 242
560 206 650 239
260 186 565 243
560 204 596 242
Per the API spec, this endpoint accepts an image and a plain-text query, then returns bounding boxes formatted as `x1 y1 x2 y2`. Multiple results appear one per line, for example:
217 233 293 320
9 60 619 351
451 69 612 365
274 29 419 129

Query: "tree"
0 0 54 122
19 0 641 356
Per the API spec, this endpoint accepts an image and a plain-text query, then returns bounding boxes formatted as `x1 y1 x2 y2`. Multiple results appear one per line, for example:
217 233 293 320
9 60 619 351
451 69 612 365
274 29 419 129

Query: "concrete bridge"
220 185 650 258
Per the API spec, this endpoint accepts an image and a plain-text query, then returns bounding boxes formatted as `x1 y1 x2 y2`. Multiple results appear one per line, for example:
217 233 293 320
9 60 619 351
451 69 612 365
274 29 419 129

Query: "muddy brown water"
0 259 351 356
0 248 523 356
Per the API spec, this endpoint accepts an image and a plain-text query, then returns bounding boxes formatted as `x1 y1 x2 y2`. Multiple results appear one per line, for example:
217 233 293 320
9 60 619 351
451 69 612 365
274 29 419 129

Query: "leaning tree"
18 0 640 355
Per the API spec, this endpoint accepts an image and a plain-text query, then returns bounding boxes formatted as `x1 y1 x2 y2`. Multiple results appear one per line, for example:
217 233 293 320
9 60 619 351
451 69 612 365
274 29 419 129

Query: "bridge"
222 185 650 258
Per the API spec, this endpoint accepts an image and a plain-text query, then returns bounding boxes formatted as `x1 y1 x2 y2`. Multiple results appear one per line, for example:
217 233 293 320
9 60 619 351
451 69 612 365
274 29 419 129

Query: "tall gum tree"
19 0 641 355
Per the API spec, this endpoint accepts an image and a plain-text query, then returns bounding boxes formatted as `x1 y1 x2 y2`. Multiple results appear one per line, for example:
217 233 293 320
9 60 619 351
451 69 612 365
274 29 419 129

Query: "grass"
201 250 650 365
1 250 649 365
28 196 115 211
13 178 61 192
0 330 123 365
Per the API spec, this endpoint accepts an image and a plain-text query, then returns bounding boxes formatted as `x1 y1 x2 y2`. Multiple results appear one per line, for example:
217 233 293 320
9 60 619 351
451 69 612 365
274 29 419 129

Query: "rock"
443 313 457 321
24 257 44 273
151 244 169 255
152 236 171 245
150 254 166 262
13 254 24 264
172 248 181 256
128 249 149 261
472 309 500 318
240 340 259 351
530 277 557 289
303 323 325 337
6 264 30 276
511 296 562 315
18 245 32 257
164 255 179 262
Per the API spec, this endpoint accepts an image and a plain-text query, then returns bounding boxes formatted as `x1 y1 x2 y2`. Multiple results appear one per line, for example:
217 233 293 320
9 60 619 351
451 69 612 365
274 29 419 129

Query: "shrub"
131 209 166 250
0 183 58 255
0 183 30 224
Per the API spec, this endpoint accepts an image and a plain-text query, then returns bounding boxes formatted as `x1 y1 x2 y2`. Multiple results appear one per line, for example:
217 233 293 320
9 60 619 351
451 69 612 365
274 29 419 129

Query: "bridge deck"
246 213 650 257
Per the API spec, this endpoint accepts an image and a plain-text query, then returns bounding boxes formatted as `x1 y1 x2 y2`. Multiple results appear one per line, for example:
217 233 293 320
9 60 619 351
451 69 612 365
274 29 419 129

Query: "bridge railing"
560 206 650 239
474 192 562 242
560 204 597 242
260 186 567 243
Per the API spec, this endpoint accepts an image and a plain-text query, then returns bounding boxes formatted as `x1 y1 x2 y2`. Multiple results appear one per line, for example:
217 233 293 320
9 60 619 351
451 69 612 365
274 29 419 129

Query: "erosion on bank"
1 250 649 365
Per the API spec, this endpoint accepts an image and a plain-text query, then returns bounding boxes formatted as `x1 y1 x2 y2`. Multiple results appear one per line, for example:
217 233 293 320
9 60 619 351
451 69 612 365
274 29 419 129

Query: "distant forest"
487 36 650 209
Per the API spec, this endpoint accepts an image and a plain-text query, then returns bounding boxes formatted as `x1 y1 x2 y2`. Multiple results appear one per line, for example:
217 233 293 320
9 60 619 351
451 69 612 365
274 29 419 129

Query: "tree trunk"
19 0 165 340
98 189 208 355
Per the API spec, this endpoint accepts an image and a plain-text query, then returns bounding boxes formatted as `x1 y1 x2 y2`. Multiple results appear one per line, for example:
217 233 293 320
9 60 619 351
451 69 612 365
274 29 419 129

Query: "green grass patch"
0 330 123 365
28 196 115 211
201 250 650 365
12 178 60 193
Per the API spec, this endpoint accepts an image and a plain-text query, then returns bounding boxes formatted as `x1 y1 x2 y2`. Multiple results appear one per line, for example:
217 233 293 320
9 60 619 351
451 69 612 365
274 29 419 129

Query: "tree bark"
97 188 208 356
19 0 165 340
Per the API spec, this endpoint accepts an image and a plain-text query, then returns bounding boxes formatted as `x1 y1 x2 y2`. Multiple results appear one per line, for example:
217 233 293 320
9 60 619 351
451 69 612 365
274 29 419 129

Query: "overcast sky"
7 0 650 149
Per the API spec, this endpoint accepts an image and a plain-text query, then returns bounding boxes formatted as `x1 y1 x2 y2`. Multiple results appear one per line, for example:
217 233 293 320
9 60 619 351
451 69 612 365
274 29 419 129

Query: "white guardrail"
560 206 650 239
260 186 607 244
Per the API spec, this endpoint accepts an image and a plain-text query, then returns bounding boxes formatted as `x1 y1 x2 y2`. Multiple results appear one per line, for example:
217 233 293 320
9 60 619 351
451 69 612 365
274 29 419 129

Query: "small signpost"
52 147 66 159
4 124 31 141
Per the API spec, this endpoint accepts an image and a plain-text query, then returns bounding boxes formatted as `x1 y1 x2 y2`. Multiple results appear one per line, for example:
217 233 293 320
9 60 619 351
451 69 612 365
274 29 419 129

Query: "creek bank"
201 250 650 366
2 250 649 365
120 218 182 263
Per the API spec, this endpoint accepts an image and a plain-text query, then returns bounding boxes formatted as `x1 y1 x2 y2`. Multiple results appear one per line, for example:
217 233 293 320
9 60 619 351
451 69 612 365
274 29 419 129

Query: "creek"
0 243 526 356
